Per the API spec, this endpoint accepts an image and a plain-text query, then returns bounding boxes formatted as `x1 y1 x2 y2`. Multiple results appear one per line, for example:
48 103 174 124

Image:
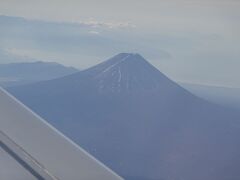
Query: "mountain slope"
0 61 78 87
8 53 240 180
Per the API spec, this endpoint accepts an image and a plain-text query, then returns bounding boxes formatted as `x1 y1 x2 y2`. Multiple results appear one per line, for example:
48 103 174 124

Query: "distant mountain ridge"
181 83 240 110
8 53 240 180
0 61 78 87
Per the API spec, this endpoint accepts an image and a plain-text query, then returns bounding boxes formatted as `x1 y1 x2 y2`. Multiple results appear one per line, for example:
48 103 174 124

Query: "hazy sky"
0 0 240 87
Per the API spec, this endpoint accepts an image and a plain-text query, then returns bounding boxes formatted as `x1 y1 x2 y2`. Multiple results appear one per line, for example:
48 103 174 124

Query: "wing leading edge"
0 88 123 180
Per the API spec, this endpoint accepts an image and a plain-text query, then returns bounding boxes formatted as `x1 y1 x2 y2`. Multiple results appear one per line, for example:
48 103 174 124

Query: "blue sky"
0 0 240 88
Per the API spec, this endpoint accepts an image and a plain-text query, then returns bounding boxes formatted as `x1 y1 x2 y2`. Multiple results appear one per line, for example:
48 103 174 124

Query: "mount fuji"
8 53 240 180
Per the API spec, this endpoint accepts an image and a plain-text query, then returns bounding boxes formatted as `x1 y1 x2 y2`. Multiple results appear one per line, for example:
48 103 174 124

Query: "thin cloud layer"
79 19 136 29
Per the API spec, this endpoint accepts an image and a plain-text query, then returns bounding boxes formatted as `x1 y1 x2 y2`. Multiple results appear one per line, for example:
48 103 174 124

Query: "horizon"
1 51 240 89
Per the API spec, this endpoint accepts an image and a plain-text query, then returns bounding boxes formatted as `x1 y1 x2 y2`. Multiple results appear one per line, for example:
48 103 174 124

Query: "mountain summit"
8 53 240 180
59 53 178 93
90 53 170 92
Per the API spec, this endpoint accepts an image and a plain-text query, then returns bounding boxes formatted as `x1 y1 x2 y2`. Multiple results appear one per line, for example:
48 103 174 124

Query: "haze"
0 0 240 88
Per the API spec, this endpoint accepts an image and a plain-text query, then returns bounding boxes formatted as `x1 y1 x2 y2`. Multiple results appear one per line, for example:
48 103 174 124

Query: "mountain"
181 83 240 110
7 53 240 180
0 61 78 87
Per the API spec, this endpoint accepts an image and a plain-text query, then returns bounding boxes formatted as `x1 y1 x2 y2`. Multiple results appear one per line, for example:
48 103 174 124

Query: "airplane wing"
0 88 123 180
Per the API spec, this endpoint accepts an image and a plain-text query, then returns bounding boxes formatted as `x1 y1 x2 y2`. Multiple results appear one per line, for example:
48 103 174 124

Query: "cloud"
79 19 136 29
4 48 29 58
88 31 100 35
0 15 136 30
